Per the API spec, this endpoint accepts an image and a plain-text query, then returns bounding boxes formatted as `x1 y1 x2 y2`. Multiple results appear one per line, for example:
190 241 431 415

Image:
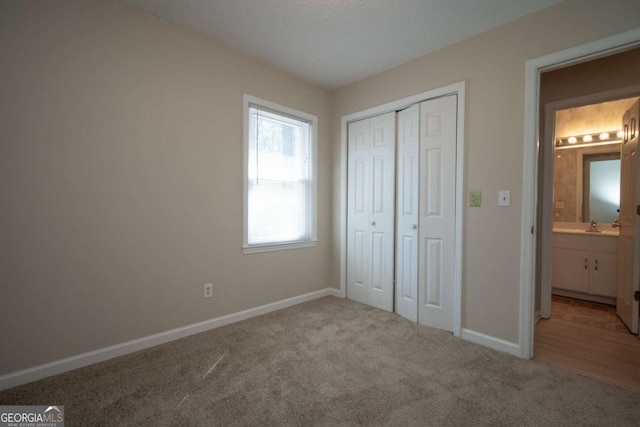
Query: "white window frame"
243 94 318 254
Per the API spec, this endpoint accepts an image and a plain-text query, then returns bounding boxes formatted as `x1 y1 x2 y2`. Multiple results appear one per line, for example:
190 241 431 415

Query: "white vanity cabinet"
552 232 618 299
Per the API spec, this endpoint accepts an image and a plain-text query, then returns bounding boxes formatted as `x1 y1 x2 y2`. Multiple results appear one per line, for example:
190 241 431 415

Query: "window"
243 95 317 253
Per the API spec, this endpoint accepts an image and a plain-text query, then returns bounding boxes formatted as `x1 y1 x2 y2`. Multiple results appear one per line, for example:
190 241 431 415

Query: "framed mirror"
554 144 621 224
581 151 620 223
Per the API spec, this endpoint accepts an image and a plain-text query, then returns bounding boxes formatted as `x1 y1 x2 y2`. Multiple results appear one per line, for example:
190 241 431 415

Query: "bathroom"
532 45 640 391
550 97 638 309
535 95 640 391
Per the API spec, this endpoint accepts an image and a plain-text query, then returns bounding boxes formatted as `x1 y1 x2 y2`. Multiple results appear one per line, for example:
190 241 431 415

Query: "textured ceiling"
120 0 562 89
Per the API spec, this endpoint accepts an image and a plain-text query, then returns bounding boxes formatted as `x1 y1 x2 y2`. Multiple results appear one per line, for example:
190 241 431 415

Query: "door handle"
595 259 598 271
584 258 588 269
371 221 376 226
412 224 417 230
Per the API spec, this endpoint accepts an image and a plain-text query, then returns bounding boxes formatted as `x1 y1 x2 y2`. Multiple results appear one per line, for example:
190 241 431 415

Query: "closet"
346 95 457 331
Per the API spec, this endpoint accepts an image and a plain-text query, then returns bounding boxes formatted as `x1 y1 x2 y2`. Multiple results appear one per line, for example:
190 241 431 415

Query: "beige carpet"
2 296 640 426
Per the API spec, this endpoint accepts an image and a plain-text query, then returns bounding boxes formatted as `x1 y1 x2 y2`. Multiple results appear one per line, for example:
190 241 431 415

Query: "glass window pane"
246 105 313 246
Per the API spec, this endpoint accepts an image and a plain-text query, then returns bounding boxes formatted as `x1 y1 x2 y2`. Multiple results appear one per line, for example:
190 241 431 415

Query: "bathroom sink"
553 228 619 236
597 230 619 236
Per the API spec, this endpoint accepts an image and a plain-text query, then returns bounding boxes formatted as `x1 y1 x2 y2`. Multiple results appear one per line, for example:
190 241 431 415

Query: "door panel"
352 230 366 287
425 148 443 217
419 95 457 332
400 236 415 298
347 119 371 305
371 232 385 290
372 156 386 213
347 112 395 312
617 99 640 333
396 104 420 321
424 238 443 306
354 159 366 213
369 112 396 312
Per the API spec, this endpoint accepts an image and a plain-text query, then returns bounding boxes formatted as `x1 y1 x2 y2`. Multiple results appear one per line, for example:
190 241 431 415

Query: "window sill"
243 240 318 254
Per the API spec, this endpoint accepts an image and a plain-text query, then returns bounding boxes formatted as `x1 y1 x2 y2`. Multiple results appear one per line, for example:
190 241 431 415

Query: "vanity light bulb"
568 136 577 144
583 135 593 142
599 132 610 140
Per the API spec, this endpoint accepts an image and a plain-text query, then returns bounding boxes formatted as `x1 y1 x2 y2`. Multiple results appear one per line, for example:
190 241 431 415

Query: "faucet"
589 219 599 232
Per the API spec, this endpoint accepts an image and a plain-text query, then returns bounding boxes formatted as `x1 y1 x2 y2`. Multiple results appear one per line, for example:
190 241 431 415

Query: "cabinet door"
552 248 589 293
589 251 617 298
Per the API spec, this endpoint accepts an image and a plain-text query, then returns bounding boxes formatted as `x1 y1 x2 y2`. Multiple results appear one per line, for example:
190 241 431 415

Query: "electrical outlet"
203 283 213 299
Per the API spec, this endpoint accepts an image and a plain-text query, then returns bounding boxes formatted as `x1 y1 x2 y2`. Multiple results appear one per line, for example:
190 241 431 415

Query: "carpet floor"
2 296 640 426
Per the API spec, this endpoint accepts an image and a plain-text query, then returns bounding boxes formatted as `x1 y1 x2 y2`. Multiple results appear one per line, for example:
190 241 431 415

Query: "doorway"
521 32 640 389
518 29 640 359
535 93 640 392
540 95 639 315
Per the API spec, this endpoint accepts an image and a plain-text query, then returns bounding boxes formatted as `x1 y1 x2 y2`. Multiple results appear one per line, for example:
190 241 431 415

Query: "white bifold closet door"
395 95 457 330
395 104 420 322
347 95 457 331
418 95 457 332
346 112 396 312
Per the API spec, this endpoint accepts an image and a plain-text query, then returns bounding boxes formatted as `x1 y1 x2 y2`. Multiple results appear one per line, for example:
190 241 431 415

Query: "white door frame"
520 28 640 359
339 81 465 337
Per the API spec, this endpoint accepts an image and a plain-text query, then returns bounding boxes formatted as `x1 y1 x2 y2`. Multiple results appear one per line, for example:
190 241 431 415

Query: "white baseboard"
461 328 520 357
0 288 338 391
534 310 541 325
327 287 342 297
551 288 616 306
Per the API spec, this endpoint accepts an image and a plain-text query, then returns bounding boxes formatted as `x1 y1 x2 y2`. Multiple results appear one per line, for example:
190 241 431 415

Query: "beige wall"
331 0 640 343
0 0 332 375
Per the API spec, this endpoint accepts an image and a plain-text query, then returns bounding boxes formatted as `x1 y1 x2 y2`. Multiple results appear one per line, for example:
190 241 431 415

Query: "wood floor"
535 295 640 393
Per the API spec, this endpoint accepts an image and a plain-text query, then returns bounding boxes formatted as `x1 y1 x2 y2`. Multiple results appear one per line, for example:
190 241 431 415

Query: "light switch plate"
498 190 511 207
469 190 481 207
